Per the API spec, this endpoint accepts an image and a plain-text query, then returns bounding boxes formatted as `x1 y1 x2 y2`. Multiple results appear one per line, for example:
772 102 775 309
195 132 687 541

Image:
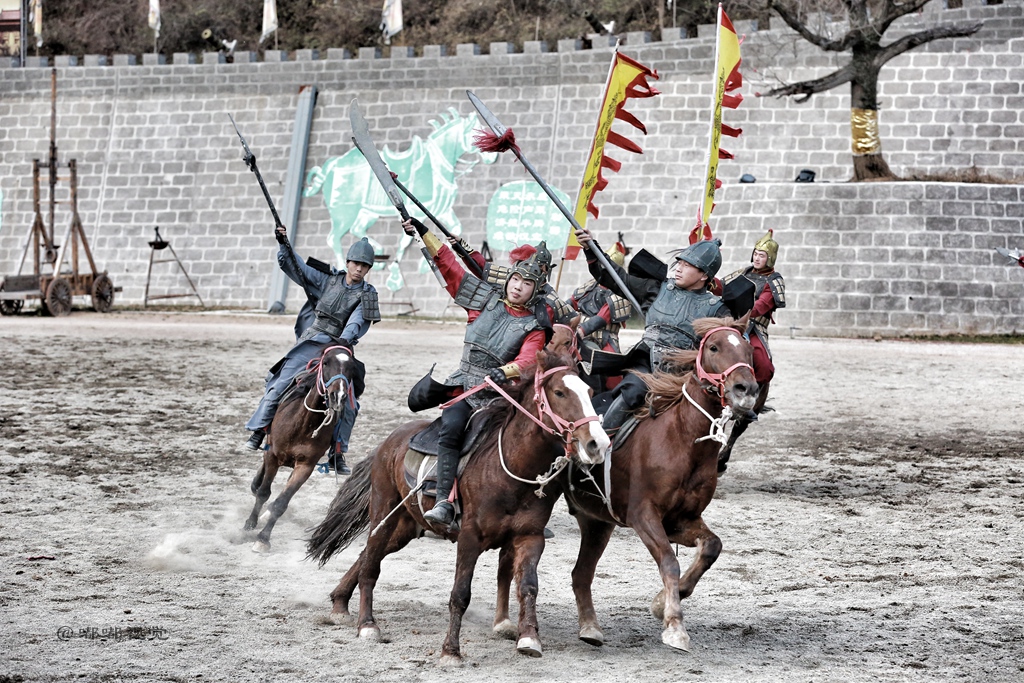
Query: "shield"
627 248 668 281
407 365 460 412
722 276 756 318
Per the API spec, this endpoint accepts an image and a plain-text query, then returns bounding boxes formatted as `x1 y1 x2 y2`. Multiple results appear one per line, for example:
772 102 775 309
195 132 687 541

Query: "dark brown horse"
306 347 609 663
519 316 758 652
245 345 357 553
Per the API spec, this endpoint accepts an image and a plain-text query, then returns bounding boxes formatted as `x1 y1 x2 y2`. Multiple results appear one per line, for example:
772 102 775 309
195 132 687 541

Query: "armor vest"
573 280 628 350
642 282 724 368
447 295 541 396
732 266 785 358
301 276 378 342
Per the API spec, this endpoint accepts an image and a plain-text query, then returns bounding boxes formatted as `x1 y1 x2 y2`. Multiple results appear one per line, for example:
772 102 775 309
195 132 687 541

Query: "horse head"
313 345 358 420
691 315 759 414
531 348 609 466
546 315 583 360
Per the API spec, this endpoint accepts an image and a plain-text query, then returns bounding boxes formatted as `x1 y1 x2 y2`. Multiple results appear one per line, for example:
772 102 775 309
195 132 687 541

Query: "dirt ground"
1 312 1022 683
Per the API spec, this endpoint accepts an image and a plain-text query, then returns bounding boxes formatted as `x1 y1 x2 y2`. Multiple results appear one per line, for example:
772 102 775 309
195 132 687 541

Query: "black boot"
601 395 631 433
245 428 266 451
329 443 352 475
424 445 458 527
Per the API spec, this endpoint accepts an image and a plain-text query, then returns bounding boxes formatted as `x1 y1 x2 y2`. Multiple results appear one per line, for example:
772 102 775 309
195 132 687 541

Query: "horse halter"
551 323 581 361
307 345 355 408
694 327 754 407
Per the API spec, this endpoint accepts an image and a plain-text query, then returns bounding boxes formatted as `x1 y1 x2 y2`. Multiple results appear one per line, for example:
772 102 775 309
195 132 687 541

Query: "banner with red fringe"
691 4 743 244
567 48 660 260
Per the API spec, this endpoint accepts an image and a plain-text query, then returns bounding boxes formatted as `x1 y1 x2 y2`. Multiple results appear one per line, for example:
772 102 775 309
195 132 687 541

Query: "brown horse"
527 316 759 652
244 345 358 553
717 380 771 472
306 347 609 663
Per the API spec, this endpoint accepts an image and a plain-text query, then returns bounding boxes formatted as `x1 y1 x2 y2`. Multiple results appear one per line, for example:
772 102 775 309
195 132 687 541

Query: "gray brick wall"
0 0 1022 335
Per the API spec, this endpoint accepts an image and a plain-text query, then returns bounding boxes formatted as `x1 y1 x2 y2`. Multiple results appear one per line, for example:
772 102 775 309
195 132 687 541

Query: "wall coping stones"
697 23 717 39
142 53 165 66
233 51 257 63
625 31 651 45
589 33 618 48
326 47 351 60
263 50 288 62
294 49 319 61
172 52 195 65
112 54 136 66
523 40 548 53
357 47 381 60
24 56 49 67
390 46 415 58
557 38 582 52
202 52 225 65
661 26 688 41
54 55 78 67
489 42 515 55
0 57 18 68
83 55 108 67
456 43 481 57
422 45 447 58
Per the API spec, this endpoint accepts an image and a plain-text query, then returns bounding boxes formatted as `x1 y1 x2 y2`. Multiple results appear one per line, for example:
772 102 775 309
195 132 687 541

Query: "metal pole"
19 0 28 67
48 68 57 254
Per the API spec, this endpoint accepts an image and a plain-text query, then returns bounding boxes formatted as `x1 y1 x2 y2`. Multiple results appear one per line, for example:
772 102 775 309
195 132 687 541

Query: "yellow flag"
568 49 658 259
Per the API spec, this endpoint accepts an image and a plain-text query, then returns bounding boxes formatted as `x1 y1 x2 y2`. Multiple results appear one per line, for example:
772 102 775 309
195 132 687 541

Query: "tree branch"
769 0 854 52
761 64 856 102
874 22 984 67
878 0 935 36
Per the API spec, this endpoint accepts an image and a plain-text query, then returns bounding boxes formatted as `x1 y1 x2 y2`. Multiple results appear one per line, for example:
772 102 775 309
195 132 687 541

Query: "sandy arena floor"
1 312 1022 682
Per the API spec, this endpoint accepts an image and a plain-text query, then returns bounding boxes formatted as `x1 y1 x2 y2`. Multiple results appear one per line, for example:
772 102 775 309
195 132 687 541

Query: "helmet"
347 237 375 267
506 245 545 305
752 229 778 269
675 238 722 281
606 242 626 267
535 241 554 274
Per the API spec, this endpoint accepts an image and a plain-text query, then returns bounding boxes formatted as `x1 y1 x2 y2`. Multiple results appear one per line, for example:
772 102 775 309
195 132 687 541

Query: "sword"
229 113 316 306
466 90 646 323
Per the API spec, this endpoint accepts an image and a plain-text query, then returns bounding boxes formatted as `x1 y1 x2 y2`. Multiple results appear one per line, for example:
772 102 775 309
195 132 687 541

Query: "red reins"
694 327 754 407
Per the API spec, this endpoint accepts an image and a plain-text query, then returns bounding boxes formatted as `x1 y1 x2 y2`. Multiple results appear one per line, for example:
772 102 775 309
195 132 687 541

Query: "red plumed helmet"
509 244 537 263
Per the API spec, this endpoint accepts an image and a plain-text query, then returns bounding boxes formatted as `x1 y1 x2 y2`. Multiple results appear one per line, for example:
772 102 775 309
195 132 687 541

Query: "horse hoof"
242 522 256 532
650 590 666 621
358 626 381 641
661 626 691 652
251 540 271 554
492 618 517 640
438 654 463 668
516 637 543 658
579 624 604 646
328 610 351 626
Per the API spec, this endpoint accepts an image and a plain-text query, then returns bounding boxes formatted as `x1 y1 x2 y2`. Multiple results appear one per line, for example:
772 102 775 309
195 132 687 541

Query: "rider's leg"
601 373 648 433
328 398 359 475
424 400 472 526
244 343 322 449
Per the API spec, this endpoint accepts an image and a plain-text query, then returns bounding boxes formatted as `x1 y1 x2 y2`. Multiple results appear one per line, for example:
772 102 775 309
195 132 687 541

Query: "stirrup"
423 501 455 526
244 429 266 451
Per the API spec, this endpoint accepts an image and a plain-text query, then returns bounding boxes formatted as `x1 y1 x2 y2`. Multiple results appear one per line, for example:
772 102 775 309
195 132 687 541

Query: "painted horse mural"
303 108 496 290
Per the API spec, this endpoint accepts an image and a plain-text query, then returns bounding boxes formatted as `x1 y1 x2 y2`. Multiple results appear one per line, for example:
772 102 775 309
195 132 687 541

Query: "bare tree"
761 0 982 180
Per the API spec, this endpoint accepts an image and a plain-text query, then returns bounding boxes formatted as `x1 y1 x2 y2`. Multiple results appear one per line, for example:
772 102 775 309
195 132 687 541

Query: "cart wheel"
45 277 73 317
0 299 24 316
91 273 115 313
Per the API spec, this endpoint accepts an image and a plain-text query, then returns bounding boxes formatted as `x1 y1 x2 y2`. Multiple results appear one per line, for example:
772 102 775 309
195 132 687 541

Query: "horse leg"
512 533 547 658
243 456 277 532
355 510 419 640
571 516 616 647
492 543 517 639
252 460 316 553
718 382 770 472
328 549 364 623
440 532 484 665
632 508 690 652
674 518 722 600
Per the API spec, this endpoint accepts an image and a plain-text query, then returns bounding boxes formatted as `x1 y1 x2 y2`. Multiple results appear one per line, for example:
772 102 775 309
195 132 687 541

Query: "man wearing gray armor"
406 217 549 528
452 237 576 327
244 226 380 474
575 227 730 432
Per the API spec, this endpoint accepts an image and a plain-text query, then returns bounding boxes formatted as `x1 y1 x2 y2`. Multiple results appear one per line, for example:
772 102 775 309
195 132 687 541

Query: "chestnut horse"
244 345 358 553
519 316 759 651
306 347 608 663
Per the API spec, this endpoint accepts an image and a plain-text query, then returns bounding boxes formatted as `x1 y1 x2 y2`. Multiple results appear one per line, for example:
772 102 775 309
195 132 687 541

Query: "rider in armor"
451 236 576 327
570 243 633 391
720 230 784 384
244 226 380 475
406 217 549 528
575 227 731 432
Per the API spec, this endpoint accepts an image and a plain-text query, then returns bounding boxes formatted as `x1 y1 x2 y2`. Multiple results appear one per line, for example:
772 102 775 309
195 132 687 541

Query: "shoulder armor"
361 287 381 323
484 263 511 288
767 272 786 309
572 279 598 304
609 293 632 324
545 291 575 325
453 275 496 311
722 267 747 285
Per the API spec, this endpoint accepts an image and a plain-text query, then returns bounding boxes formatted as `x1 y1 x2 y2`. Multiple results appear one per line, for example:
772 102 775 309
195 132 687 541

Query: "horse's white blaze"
726 333 741 347
563 375 611 459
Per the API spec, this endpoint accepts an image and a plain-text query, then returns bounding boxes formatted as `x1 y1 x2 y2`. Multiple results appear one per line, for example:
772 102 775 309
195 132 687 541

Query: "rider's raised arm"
277 241 329 297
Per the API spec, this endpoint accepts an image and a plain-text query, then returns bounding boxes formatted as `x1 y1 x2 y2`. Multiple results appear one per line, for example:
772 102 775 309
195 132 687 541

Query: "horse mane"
470 349 576 457
633 314 749 421
278 366 320 407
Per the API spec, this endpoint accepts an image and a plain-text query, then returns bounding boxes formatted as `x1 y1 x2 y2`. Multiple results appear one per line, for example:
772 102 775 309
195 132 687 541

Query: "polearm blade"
228 113 316 306
391 175 484 279
466 90 646 323
349 100 409 221
996 247 1024 268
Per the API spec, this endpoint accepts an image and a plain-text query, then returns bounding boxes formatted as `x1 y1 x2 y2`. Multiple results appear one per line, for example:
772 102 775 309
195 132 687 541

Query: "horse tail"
305 452 374 567
304 165 326 196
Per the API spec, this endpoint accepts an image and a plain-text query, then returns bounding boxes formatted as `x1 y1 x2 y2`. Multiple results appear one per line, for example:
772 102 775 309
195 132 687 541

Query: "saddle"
402 409 493 496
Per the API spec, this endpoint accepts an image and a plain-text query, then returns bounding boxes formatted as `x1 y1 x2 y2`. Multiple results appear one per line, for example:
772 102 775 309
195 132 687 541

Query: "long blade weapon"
466 91 645 322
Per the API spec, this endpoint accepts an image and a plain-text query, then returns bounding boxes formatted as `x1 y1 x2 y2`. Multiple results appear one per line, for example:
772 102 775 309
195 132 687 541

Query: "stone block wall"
0 0 1022 335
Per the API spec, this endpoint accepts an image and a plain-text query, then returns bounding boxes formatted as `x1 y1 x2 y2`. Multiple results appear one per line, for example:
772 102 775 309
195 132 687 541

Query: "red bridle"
694 326 754 407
